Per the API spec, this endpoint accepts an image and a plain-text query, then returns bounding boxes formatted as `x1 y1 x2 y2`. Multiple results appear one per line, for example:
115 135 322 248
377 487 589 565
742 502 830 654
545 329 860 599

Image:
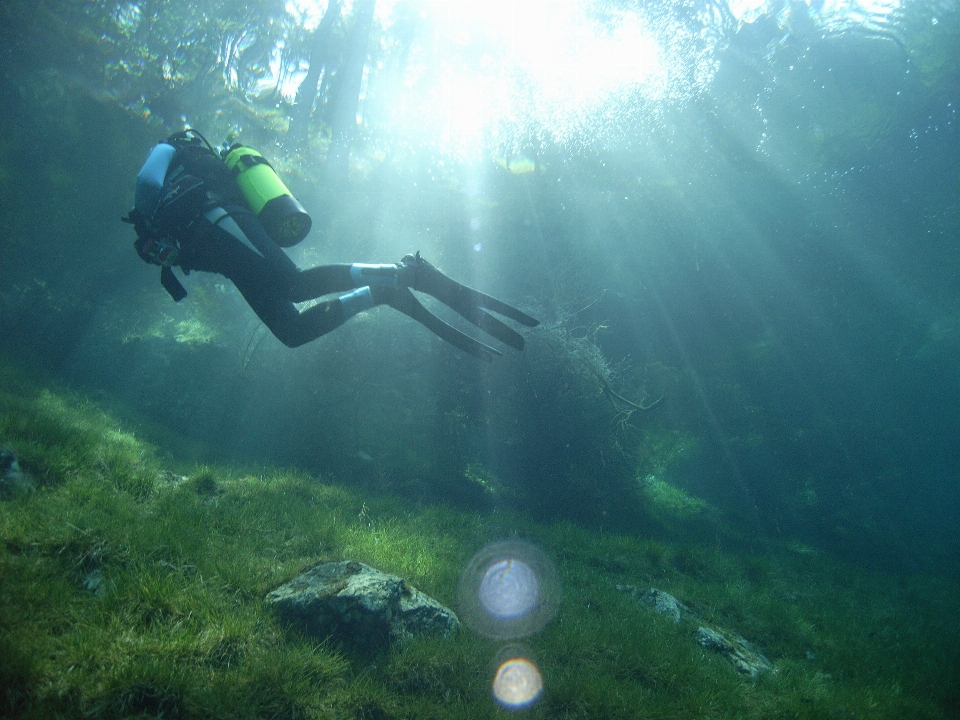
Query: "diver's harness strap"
160 266 187 302
229 152 273 172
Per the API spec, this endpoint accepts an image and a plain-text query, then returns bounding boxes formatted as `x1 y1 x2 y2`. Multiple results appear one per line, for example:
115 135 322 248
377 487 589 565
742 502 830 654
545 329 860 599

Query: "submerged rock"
82 567 106 596
617 584 774 678
695 625 774 678
0 448 33 498
638 587 684 623
266 560 460 649
616 585 683 622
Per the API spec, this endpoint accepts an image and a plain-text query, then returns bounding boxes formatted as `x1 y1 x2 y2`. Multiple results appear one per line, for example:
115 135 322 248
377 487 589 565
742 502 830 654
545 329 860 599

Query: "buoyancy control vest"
141 129 311 247
129 129 313 300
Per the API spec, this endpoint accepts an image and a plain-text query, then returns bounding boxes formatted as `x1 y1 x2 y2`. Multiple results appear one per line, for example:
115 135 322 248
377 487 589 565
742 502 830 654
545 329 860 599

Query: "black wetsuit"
177 203 357 347
133 137 373 348
131 134 537 360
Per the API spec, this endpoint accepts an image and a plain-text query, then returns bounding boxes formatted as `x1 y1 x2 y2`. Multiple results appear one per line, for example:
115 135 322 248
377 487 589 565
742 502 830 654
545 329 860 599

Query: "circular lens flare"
458 540 559 639
479 559 540 618
492 657 544 709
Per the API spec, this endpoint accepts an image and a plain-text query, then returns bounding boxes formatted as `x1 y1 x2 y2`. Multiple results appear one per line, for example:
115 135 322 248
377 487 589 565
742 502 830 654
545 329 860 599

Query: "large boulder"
266 560 460 649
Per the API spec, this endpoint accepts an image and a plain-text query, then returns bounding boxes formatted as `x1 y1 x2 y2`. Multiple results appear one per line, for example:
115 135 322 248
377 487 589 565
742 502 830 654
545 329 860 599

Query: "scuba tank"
223 144 312 247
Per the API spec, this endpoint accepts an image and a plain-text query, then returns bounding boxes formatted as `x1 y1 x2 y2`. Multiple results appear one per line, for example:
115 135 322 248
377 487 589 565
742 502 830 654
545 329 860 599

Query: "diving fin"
401 253 539 351
386 286 503 362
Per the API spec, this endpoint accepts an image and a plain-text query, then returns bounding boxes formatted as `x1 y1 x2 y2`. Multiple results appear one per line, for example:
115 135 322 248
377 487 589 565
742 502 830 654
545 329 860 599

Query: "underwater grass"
1 364 957 718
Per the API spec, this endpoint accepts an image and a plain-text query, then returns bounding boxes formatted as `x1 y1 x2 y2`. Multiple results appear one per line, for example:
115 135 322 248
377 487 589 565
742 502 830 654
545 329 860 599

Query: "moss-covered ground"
1 362 957 719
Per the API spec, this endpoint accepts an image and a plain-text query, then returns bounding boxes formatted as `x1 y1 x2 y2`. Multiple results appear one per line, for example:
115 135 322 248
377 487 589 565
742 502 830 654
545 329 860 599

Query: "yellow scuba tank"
223 145 312 247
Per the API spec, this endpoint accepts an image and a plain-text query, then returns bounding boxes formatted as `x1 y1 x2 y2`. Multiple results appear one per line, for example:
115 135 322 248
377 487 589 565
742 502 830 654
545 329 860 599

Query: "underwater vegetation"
1 362 958 719
0 1 958 716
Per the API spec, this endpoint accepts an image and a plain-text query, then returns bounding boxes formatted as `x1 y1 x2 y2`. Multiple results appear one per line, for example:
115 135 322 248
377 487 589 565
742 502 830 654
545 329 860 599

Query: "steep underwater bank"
1 360 957 719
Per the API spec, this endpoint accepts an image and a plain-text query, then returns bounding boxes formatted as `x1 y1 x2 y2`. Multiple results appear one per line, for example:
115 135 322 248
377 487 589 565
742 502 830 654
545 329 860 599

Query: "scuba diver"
124 129 538 361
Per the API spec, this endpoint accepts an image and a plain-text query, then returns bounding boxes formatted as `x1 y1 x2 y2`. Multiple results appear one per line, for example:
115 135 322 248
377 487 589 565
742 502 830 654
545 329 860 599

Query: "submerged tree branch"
598 373 663 412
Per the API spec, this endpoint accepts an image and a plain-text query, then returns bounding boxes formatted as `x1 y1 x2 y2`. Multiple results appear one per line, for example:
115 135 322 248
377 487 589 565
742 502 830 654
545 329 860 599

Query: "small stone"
83 568 105 595
0 448 33 498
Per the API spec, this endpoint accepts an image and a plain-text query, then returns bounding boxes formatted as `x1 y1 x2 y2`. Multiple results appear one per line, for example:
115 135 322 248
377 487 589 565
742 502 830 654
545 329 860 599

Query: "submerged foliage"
0 0 956 569
1 366 958 718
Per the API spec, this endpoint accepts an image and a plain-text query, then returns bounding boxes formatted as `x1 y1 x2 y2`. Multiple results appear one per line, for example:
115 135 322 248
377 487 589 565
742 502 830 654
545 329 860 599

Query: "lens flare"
479 558 540 618
458 540 559 639
492 657 543 709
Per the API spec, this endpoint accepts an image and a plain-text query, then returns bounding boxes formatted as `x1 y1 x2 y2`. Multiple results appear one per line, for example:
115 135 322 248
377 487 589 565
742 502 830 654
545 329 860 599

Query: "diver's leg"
224 205 373 302
289 262 422 302
247 287 385 348
217 248 352 347
226 259 353 348
180 222 348 347
223 205 300 276
287 264 355 302
212 205 343 299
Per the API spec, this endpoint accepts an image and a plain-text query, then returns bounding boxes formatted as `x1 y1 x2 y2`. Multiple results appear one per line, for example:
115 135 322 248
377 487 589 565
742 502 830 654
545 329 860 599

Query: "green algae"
0 364 957 718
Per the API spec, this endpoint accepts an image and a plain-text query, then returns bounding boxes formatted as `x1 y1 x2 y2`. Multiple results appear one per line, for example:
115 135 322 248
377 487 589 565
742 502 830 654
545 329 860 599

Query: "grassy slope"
1 362 957 719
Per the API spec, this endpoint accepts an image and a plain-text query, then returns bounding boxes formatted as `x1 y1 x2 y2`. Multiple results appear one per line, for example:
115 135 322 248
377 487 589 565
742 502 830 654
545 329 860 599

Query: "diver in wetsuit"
124 130 538 361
